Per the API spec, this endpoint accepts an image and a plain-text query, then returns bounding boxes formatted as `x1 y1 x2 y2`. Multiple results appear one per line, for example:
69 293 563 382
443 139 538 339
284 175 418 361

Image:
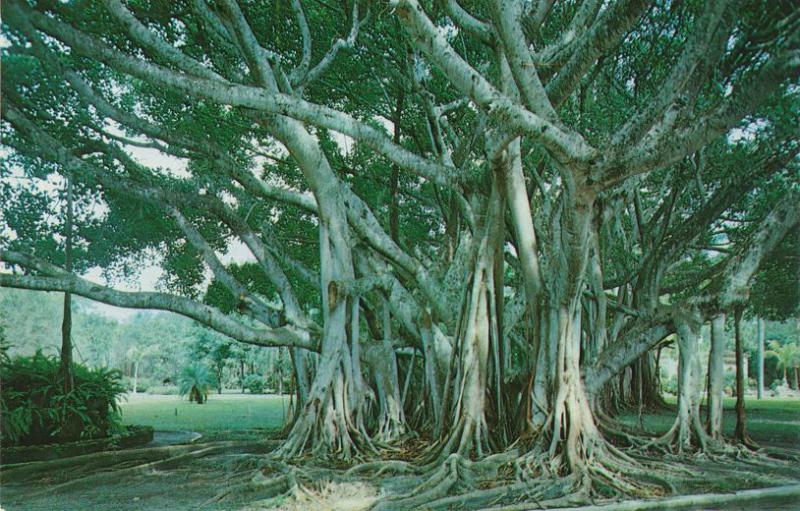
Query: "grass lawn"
617 396 800 447
119 393 291 437
122 392 799 449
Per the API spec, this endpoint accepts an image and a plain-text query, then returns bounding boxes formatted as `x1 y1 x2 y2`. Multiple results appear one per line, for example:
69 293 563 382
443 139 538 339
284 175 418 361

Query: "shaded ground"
2 395 798 511
145 430 202 447
617 397 800 448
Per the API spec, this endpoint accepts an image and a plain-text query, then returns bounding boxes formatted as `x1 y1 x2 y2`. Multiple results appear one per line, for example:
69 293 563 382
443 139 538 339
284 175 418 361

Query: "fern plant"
0 351 125 446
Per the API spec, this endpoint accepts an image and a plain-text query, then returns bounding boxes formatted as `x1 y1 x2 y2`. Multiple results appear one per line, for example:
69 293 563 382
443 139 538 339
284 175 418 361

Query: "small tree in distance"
765 341 800 387
179 363 215 405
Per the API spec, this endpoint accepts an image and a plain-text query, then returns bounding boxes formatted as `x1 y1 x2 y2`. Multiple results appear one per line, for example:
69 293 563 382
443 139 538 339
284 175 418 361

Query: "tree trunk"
276 347 283 396
133 360 139 394
757 318 765 399
436 181 504 459
517 194 638 492
389 90 404 244
291 348 310 406
420 315 444 436
61 175 74 393
268 114 374 459
439 243 494 458
733 306 753 446
366 341 406 443
707 314 726 439
648 314 714 453
276 223 369 458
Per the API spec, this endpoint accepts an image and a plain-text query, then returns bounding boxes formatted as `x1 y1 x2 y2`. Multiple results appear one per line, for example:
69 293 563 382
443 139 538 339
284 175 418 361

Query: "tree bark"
757 318 765 399
389 90 404 244
436 181 504 459
733 306 753 446
672 316 711 452
132 359 139 394
60 175 74 393
707 314 726 439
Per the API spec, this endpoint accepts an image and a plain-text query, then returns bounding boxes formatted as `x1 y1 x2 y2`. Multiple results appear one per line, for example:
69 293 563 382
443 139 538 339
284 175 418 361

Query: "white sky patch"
331 131 355 155
220 238 256 265
330 116 393 156
728 118 769 145
103 122 191 179
220 190 239 208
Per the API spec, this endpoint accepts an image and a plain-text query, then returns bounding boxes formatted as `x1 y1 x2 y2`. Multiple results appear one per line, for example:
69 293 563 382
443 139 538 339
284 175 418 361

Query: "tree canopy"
1 0 798 507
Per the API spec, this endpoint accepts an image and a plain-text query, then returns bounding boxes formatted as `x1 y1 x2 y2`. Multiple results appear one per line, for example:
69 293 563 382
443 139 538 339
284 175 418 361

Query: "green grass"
119 394 290 436
120 392 798 449
618 397 800 447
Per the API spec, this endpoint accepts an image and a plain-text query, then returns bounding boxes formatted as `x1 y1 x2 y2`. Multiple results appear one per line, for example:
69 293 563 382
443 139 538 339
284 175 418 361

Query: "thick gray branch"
0 252 314 350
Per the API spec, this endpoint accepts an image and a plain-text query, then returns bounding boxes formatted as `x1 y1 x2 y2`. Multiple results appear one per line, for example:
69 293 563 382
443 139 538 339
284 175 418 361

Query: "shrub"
178 363 215 404
662 375 678 396
122 376 154 393
146 385 180 395
0 351 125 446
243 374 267 394
770 378 784 391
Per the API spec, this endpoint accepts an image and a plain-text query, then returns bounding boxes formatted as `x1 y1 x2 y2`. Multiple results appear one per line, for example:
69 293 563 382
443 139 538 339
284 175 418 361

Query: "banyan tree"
1 0 798 508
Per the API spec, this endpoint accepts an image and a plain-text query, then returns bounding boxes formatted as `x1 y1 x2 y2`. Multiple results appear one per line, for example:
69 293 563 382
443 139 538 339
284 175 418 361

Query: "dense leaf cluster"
0 352 125 446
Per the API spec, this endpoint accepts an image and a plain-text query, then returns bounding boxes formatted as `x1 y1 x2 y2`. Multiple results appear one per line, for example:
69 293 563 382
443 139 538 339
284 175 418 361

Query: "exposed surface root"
475 483 800 511
19 441 271 497
345 459 417 477
528 449 668 500
6 437 800 511
370 451 518 511
251 480 378 511
0 442 204 484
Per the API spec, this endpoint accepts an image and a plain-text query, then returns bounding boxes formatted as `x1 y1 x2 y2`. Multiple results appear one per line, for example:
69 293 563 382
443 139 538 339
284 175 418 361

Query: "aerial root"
369 450 517 511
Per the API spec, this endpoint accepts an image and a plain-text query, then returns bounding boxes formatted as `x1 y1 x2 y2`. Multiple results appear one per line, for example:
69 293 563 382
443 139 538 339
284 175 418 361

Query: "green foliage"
243 373 267 394
765 340 800 384
662 375 678 396
122 376 154 393
0 352 125 446
749 229 799 320
146 385 179 395
722 369 747 395
190 328 235 393
178 363 216 404
0 322 10 363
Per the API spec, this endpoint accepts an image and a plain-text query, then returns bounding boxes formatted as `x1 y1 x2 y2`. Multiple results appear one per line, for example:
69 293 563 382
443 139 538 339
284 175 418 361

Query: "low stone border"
0 425 154 465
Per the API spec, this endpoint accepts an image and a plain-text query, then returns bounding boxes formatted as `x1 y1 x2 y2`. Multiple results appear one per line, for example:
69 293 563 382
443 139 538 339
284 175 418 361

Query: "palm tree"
179 363 216 404
765 341 800 387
